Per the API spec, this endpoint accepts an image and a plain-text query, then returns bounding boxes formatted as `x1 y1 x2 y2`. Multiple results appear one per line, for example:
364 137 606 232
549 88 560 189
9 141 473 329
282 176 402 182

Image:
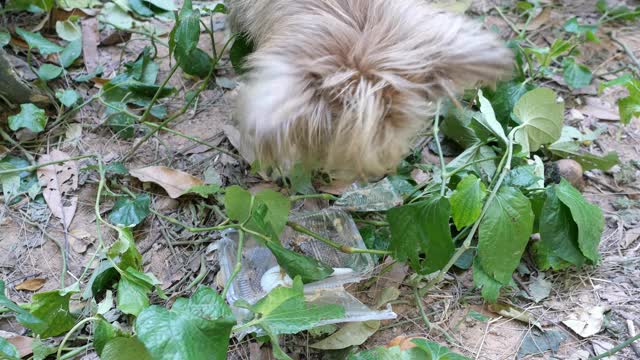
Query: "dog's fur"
229 0 513 180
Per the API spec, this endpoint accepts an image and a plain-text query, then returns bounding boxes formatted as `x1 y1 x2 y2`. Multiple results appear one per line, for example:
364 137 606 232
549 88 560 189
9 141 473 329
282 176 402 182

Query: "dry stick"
610 32 640 76
588 333 640 360
413 288 458 346
286 221 392 256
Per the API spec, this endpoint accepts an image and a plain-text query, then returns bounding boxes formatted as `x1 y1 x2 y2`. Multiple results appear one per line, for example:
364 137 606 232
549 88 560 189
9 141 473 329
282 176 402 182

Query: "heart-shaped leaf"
513 88 564 153
8 104 47 133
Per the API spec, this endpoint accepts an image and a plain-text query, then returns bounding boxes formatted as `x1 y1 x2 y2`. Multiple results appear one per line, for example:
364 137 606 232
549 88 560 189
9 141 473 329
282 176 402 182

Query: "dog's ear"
420 10 514 100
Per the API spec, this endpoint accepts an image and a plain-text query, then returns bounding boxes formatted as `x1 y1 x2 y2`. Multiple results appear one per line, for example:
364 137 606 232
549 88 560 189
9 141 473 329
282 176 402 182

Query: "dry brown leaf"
0 144 9 160
130 166 204 199
580 97 620 121
0 330 34 357
387 336 426 350
37 149 78 230
15 278 46 292
488 303 541 328
563 305 608 338
69 228 92 253
81 17 100 73
522 7 552 31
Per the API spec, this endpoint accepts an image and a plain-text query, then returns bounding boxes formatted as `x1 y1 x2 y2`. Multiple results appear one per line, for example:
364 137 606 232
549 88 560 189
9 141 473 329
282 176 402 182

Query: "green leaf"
230 33 254 74
450 175 487 230
618 95 640 125
28 290 78 337
473 258 502 303
186 184 221 198
180 47 213 78
504 165 543 190
108 227 143 272
0 338 19 360
0 163 21 202
109 194 150 227
247 277 344 335
254 190 290 235
411 338 471 359
55 89 80 107
145 0 176 11
8 104 48 133
446 143 497 182
170 0 200 60
117 268 156 316
135 286 235 360
128 0 155 17
94 319 123 356
59 39 82 68
440 104 480 148
107 112 136 139
0 281 44 330
549 141 619 171
478 186 533 284
482 81 535 125
513 88 564 153
539 187 585 266
15 27 63 55
100 2 134 29
105 162 128 175
101 337 152 360
224 185 253 223
476 90 508 145
530 241 572 271
562 57 593 89
555 179 604 263
263 240 335 284
387 195 455 274
563 17 599 42
0 32 11 47
37 63 63 81
55 19 82 41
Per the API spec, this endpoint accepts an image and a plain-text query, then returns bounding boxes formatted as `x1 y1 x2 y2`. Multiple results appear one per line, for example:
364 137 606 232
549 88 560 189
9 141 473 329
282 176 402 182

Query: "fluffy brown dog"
229 0 512 180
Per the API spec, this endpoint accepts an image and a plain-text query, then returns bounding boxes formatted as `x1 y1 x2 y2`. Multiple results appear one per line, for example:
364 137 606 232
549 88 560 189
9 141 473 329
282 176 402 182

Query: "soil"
1 0 640 359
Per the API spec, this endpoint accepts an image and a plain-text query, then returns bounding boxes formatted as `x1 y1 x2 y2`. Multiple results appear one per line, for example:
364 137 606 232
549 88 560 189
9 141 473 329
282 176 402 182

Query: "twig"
588 333 640 360
610 32 640 76
286 221 392 256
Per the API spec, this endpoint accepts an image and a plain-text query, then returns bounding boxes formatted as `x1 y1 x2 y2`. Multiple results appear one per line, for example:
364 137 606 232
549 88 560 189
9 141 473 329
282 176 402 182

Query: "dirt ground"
1 0 640 359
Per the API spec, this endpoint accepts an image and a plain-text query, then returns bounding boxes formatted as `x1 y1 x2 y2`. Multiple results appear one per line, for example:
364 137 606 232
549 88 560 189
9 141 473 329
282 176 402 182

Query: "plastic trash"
218 208 396 334
334 178 403 212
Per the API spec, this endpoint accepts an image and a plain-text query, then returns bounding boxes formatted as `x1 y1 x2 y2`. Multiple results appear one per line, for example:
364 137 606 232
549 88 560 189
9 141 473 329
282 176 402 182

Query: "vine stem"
589 333 640 360
56 317 99 360
122 34 238 161
150 209 235 232
222 230 245 298
420 128 518 295
286 221 392 256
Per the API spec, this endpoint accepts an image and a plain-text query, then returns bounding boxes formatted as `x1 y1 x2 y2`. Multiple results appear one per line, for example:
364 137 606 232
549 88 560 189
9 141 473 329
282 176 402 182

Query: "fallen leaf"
489 303 542 328
623 227 640 248
64 123 83 148
37 150 78 230
0 145 9 160
580 97 620 121
0 330 34 357
81 17 99 73
310 321 380 350
522 7 552 31
99 27 132 46
592 340 617 359
526 274 552 303
15 278 46 291
130 166 204 198
562 306 608 337
69 228 92 253
517 329 567 359
386 336 425 351
374 287 401 309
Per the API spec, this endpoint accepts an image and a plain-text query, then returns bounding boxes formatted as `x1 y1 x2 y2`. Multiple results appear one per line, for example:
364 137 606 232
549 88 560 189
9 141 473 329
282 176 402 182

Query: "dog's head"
235 0 513 180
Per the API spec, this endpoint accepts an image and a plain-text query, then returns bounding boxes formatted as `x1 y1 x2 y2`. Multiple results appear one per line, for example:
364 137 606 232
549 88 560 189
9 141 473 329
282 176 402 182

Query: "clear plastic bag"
334 178 403 212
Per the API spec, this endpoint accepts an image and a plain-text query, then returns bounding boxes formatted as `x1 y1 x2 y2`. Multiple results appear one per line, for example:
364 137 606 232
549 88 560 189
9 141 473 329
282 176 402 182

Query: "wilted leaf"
36 150 78 230
15 278 46 292
478 186 533 284
513 88 564 153
562 306 607 337
387 195 454 274
15 28 63 55
37 64 63 81
109 194 150 227
310 321 380 350
518 330 566 359
136 287 234 360
450 175 486 230
130 166 204 198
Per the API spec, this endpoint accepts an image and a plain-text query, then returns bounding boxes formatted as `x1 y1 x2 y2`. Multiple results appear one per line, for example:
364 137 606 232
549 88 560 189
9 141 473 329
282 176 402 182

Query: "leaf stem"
222 230 244 298
0 155 95 176
420 129 517 295
289 193 337 202
286 221 391 256
588 333 640 360
56 317 99 360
